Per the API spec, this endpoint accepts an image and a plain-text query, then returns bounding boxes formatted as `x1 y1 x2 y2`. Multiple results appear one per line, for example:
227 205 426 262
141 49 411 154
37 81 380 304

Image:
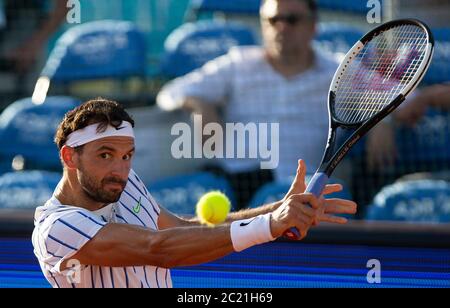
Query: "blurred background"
0 0 449 288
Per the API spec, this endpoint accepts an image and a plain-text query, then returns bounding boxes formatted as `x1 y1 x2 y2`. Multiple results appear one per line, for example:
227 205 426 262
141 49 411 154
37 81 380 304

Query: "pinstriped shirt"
31 169 172 288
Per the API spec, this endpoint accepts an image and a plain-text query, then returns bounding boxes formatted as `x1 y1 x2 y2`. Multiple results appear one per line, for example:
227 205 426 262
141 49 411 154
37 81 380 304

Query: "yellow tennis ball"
196 191 231 226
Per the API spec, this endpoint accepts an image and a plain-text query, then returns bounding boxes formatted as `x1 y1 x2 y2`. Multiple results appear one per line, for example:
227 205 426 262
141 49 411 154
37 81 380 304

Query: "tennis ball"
196 191 231 226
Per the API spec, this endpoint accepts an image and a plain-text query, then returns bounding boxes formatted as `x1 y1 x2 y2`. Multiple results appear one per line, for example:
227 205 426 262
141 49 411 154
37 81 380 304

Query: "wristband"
230 214 275 252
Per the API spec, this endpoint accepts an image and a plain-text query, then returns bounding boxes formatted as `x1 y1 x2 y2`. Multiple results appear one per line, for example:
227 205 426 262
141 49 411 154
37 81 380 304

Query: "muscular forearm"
65 223 234 269
226 201 281 222
151 225 233 268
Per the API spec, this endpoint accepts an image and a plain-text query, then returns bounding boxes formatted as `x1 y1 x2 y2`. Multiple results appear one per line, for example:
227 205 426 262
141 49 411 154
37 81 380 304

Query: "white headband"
65 121 135 147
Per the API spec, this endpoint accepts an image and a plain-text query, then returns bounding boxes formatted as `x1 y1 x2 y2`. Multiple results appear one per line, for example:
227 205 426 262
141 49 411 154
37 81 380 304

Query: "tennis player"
32 98 356 288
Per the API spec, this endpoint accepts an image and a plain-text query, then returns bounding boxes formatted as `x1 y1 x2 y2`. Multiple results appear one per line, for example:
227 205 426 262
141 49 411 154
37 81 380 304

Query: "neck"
266 47 315 78
54 172 106 211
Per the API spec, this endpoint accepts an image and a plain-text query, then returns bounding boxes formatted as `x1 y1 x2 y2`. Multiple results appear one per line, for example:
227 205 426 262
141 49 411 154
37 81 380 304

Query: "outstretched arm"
158 160 357 229
62 193 321 270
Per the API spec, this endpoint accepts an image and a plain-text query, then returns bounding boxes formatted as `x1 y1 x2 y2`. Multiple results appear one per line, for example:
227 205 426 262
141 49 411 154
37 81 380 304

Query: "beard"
77 165 127 204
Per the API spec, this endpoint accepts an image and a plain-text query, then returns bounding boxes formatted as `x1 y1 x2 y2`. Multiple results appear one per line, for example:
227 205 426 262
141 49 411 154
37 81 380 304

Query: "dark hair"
55 98 135 150
261 0 318 20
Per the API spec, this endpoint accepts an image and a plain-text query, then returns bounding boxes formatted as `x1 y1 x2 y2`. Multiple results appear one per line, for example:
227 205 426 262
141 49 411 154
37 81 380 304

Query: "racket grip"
284 173 329 240
305 172 329 197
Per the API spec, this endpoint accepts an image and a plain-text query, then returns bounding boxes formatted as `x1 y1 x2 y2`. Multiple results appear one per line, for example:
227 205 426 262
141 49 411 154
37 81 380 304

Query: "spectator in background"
366 83 450 170
0 0 68 73
157 0 340 209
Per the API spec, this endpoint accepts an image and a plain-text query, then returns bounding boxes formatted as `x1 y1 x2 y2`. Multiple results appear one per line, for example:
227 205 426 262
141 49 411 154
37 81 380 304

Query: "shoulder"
32 198 106 261
228 46 265 61
203 45 265 69
34 198 105 236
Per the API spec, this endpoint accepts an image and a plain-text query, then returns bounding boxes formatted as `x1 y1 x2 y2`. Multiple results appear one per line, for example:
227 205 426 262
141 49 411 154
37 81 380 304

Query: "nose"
110 160 131 181
273 20 291 33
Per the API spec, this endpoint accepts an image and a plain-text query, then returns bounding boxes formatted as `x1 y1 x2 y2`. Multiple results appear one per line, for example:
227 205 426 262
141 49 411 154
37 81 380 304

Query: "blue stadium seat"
396 108 450 164
189 0 378 16
0 96 80 172
148 172 236 215
159 20 257 78
189 0 261 15
0 171 61 209
365 180 450 223
189 0 378 15
248 176 352 209
42 20 147 82
315 22 364 55
317 0 380 14
423 28 450 85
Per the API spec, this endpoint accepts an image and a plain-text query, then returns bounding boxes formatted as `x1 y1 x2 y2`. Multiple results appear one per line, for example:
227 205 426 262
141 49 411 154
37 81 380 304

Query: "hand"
366 121 397 171
270 193 320 240
282 160 357 228
283 160 343 202
318 194 357 225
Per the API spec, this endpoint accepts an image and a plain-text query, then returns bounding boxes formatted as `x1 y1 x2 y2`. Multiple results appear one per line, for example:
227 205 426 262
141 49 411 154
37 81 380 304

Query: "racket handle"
305 172 329 197
284 173 329 240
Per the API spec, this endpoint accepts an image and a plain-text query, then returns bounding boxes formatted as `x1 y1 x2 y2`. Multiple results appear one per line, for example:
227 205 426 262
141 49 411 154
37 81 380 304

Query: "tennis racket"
285 19 435 240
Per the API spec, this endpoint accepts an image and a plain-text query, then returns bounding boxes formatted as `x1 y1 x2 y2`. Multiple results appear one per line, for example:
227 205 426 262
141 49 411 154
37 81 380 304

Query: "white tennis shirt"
32 169 172 288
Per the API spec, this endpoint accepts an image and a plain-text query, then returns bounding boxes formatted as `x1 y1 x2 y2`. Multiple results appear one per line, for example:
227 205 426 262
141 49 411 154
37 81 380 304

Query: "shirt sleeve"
40 209 107 274
157 52 235 110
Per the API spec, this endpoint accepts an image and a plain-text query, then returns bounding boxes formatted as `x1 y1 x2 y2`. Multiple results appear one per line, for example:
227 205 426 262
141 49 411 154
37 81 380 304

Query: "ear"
61 146 78 169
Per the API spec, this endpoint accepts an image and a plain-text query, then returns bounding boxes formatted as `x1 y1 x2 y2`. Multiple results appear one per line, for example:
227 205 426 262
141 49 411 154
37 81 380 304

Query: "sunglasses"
264 14 312 26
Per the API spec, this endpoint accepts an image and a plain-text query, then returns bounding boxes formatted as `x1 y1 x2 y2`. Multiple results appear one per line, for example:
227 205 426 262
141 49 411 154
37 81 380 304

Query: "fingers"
323 199 357 215
285 199 317 224
278 193 353 240
297 202 317 219
319 214 348 224
316 198 357 225
288 193 320 210
322 184 343 196
291 160 306 186
297 159 307 181
286 160 307 196
277 194 319 239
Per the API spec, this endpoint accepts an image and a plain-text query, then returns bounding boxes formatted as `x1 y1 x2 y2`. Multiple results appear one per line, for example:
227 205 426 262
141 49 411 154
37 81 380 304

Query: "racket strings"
338 26 427 123
341 27 425 121
334 24 429 124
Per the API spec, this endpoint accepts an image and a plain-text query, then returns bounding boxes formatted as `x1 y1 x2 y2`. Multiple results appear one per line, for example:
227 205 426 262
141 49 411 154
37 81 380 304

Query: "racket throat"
317 125 339 175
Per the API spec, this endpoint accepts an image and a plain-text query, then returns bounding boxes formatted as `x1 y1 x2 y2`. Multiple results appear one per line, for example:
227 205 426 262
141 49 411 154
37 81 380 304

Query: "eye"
100 153 112 159
123 153 133 161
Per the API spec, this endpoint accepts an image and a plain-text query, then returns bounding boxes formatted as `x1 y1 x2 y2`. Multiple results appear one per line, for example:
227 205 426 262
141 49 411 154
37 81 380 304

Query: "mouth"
104 182 126 191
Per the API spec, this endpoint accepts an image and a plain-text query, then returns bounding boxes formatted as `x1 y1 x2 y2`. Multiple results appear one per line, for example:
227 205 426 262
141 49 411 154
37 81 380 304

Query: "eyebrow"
96 146 135 153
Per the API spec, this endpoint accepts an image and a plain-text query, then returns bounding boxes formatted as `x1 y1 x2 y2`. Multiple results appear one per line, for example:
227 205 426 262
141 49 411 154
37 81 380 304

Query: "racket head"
328 19 434 128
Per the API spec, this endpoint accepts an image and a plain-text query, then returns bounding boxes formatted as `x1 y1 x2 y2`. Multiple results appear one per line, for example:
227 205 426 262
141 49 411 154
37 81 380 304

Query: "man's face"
261 0 316 58
74 137 135 204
